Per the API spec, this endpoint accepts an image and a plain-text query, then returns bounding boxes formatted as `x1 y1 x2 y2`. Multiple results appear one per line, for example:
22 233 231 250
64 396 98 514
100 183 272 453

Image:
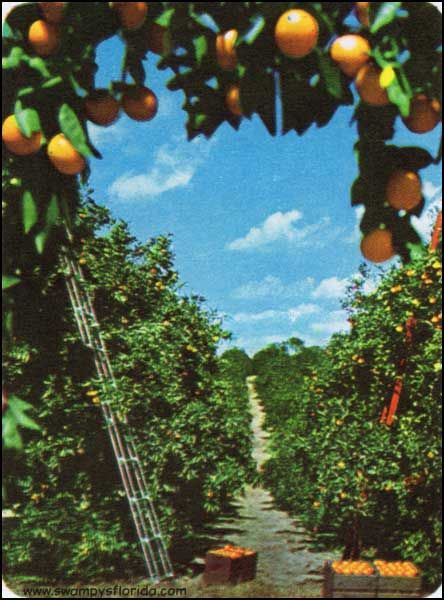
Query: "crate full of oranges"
203 544 258 585
323 559 422 598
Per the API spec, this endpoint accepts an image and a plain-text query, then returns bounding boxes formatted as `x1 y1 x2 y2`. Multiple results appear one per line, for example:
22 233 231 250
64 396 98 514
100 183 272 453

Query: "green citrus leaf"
22 190 38 234
58 104 94 158
14 103 41 138
193 35 208 65
2 275 20 290
35 228 50 255
155 8 175 28
371 2 402 34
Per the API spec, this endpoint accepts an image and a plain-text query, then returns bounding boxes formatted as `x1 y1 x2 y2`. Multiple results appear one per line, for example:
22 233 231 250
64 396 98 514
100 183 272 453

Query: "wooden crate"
203 547 257 585
323 561 378 598
323 560 423 598
376 567 422 598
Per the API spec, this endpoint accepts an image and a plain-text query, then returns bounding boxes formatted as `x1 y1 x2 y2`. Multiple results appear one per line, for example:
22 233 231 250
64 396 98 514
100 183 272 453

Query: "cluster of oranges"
213 3 440 264
331 560 375 576
209 544 256 559
374 560 419 577
332 559 420 578
2 2 162 175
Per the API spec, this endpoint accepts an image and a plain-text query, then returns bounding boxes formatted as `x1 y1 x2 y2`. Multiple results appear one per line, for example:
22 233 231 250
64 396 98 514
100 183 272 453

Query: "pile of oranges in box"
209 544 256 559
331 560 375 576
374 560 419 577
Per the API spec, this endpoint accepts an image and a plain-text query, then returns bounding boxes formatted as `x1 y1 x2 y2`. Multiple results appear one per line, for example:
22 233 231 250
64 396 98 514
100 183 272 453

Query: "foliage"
2 4 442 408
2 199 255 580
256 246 442 585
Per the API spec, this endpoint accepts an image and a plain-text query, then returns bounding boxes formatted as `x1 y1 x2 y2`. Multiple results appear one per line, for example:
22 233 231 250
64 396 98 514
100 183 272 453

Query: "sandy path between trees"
181 375 338 597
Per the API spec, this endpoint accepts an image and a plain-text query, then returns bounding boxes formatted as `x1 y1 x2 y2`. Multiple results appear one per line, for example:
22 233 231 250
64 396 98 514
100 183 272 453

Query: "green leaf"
2 21 14 39
243 15 266 45
2 395 40 449
22 191 38 234
193 35 208 65
46 195 60 227
386 77 410 117
2 411 23 449
371 2 402 34
155 8 175 28
318 53 343 100
2 275 20 290
58 104 93 158
8 396 40 431
2 46 24 68
35 229 49 254
28 57 52 78
14 103 41 138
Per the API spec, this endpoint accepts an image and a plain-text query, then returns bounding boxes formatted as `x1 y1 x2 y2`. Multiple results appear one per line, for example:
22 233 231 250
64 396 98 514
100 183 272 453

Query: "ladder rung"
117 456 139 464
140 533 164 543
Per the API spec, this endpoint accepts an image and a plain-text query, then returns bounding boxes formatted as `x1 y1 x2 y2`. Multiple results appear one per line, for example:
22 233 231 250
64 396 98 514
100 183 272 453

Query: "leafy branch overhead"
1 2 442 441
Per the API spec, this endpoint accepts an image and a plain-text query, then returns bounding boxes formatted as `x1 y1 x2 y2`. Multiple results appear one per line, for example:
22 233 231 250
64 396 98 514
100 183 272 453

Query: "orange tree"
2 197 256 580
2 2 442 443
258 243 442 585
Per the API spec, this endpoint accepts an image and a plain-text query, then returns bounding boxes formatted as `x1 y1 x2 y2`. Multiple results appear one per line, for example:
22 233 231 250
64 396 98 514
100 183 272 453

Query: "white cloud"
232 275 315 300
227 210 302 250
310 310 350 336
422 181 442 201
108 136 215 201
87 120 127 148
312 276 349 300
412 198 442 242
227 211 332 251
233 304 319 324
346 206 366 244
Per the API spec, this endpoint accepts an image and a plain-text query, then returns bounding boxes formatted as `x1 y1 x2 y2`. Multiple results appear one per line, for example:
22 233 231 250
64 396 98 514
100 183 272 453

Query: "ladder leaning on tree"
61 246 173 583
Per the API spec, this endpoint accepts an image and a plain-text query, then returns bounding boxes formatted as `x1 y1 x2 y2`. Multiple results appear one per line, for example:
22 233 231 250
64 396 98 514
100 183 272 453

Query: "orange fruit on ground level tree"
355 2 370 27
147 23 171 55
361 228 396 263
2 115 42 156
112 2 148 31
216 29 238 70
386 170 422 211
403 94 442 134
47 133 86 175
274 9 319 59
28 19 60 56
355 63 390 106
85 91 120 127
39 2 65 24
330 34 371 77
226 84 242 117
122 86 158 121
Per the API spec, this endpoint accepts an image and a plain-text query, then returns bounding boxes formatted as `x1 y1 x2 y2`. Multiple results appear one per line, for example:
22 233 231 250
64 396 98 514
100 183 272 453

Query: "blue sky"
88 34 442 356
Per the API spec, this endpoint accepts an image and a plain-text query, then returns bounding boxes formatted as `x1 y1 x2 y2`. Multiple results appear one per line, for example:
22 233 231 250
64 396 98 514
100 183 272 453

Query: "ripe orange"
85 91 120 126
112 2 148 31
147 23 171 55
226 84 242 117
47 133 86 175
2 115 42 156
330 34 370 77
275 9 319 59
216 29 238 70
386 170 422 211
356 2 370 27
28 19 60 56
360 228 396 263
355 63 390 106
122 86 158 121
403 94 441 134
39 2 65 24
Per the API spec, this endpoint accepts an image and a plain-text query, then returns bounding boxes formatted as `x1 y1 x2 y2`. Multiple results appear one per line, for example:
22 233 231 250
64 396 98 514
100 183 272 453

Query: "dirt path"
181 375 338 597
